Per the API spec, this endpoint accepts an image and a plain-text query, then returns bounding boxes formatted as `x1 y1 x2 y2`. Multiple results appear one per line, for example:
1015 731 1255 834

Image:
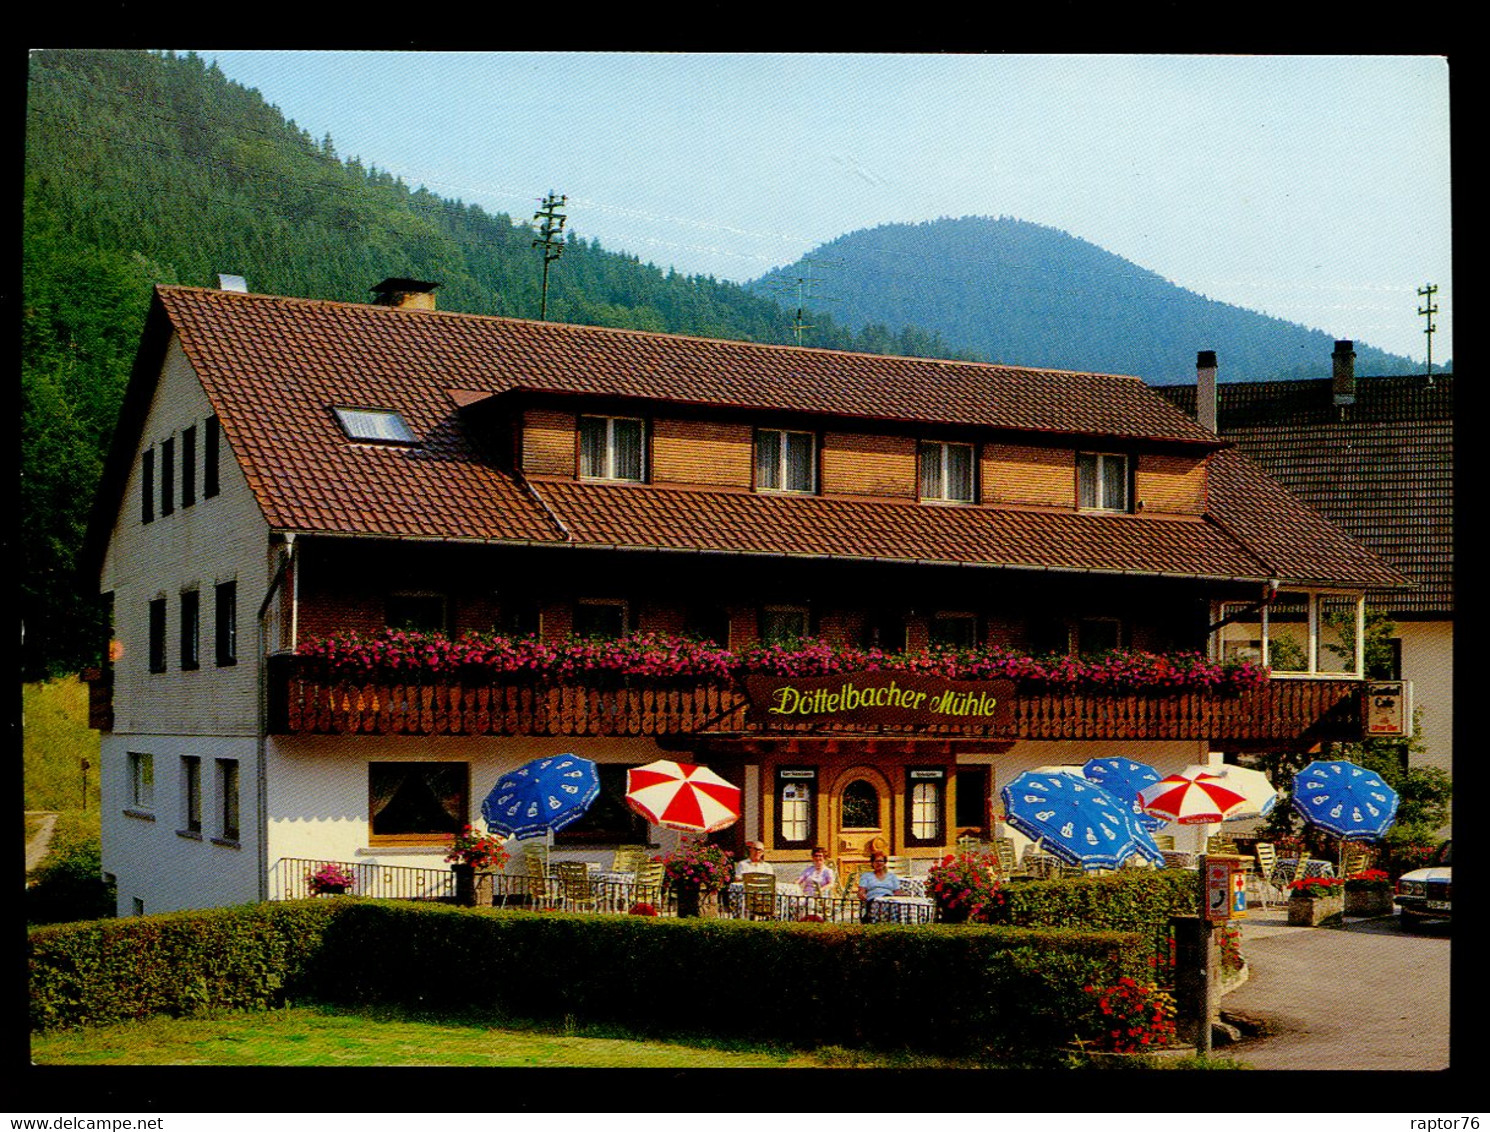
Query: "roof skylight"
333 407 417 444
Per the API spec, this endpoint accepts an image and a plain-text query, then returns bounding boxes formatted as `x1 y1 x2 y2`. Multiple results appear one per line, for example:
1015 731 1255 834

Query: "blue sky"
197 51 1452 365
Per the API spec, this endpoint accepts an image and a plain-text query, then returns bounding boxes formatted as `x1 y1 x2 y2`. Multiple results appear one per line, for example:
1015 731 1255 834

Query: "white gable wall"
99 334 274 914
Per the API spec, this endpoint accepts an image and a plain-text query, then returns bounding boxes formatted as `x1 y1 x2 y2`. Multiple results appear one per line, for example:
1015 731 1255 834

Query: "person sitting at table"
796 846 836 897
856 852 902 902
734 839 774 880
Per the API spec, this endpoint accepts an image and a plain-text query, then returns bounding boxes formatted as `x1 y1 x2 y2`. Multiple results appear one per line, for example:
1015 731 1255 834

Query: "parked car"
1395 839 1451 925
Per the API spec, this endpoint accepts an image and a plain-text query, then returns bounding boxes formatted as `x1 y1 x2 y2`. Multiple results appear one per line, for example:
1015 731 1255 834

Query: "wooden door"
828 765 893 890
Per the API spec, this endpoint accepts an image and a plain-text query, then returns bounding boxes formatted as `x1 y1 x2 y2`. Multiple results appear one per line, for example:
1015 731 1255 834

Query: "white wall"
1399 620 1452 778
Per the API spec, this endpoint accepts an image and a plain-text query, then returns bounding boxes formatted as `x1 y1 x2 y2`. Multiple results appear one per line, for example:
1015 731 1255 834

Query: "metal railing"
272 857 457 902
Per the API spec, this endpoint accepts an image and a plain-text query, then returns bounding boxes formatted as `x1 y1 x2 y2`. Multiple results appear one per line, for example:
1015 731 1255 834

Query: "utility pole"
1417 283 1439 385
533 191 568 321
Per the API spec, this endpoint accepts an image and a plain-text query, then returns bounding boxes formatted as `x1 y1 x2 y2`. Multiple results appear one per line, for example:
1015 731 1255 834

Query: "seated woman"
796 846 836 897
856 852 903 906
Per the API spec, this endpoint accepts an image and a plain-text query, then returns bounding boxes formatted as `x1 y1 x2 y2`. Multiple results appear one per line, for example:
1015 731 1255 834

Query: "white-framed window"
761 605 810 644
1211 590 1365 678
918 441 975 502
216 758 240 843
776 768 817 846
755 429 816 493
1077 452 1130 511
128 752 154 810
333 406 417 444
906 770 945 845
579 415 646 481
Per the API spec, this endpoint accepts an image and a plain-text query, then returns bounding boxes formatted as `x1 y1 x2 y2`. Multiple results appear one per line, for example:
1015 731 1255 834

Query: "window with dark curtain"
141 448 155 523
203 416 220 498
148 598 166 673
954 765 989 832
181 425 197 507
556 764 650 845
215 581 237 666
160 436 175 516
179 590 199 670
369 762 469 841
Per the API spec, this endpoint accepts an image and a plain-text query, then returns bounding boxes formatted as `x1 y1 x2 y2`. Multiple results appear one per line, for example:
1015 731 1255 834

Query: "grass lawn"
28 1003 986 1069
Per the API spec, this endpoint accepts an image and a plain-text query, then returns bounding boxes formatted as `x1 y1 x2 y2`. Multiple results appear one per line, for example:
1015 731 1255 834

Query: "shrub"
26 815 115 927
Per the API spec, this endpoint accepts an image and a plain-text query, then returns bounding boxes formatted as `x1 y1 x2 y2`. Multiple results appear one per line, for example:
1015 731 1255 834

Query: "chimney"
1196 350 1218 433
1332 340 1356 407
371 277 440 311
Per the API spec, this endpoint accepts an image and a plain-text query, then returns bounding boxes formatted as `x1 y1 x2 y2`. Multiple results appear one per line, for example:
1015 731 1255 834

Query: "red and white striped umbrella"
1138 764 1249 825
625 760 742 834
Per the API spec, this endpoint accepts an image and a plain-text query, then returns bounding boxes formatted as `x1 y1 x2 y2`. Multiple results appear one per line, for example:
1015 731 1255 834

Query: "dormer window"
334 407 417 444
756 429 816 493
1077 452 1130 512
918 441 975 503
579 415 645 481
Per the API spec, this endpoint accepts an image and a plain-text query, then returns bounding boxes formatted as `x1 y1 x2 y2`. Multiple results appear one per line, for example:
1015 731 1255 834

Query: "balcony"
267 654 1364 746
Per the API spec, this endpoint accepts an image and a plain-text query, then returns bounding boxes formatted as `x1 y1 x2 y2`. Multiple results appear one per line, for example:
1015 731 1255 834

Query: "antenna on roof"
766 256 840 346
532 191 568 321
1417 282 1439 387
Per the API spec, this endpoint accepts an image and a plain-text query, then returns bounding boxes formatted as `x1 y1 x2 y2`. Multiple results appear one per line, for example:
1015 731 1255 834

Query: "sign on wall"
738 672 1016 730
1365 681 1414 738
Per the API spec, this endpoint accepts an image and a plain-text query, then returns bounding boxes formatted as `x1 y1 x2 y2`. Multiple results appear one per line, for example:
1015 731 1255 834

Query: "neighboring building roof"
83 285 1409 591
1158 375 1451 614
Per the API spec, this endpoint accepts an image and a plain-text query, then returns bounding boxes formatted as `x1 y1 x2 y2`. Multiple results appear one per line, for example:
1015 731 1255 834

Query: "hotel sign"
739 672 1016 730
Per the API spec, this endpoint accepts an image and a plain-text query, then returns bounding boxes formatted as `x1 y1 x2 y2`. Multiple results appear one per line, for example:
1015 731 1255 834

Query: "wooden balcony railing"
268 655 1364 745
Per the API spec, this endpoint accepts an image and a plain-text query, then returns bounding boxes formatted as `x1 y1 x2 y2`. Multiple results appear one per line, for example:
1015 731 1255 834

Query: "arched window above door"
841 779 880 829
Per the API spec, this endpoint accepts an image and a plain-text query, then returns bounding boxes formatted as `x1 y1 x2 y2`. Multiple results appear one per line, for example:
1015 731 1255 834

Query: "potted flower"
1073 977 1191 1063
926 852 1006 923
445 824 510 906
657 840 734 917
307 862 355 896
1344 868 1396 917
1287 875 1346 926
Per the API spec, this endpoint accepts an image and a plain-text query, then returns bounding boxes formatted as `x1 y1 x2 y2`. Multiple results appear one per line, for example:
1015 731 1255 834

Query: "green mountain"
751 217 1421 385
21 48 976 680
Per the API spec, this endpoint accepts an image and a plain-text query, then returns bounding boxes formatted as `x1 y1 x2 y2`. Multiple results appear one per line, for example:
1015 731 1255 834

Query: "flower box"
1344 888 1396 917
1287 892 1344 926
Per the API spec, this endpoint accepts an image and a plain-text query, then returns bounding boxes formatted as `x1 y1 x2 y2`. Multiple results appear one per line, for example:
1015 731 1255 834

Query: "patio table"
864 895 936 924
1161 850 1197 869
1272 858 1336 884
724 879 805 919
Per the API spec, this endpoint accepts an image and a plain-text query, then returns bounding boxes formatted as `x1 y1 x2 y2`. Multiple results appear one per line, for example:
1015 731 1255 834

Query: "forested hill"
751 217 1420 385
20 48 972 680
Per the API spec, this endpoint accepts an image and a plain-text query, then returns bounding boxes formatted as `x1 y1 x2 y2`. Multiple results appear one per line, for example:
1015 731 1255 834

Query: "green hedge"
31 899 1153 1059
995 869 1200 931
28 901 338 1031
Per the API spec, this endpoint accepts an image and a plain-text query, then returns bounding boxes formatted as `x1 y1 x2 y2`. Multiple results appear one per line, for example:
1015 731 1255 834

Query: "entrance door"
828 765 893 890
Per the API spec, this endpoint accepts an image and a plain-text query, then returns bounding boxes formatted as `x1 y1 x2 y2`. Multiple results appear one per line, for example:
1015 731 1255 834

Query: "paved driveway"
1221 907 1449 1070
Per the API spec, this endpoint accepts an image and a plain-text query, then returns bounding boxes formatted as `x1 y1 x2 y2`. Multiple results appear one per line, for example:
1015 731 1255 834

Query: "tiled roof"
1156 376 1451 613
102 285 1409 590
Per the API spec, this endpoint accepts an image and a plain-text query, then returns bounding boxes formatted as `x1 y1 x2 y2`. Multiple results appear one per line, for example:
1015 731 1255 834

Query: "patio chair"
554 861 597 913
518 841 556 908
610 844 648 875
1206 834 1239 857
956 834 987 855
1251 842 1285 907
885 855 911 880
1153 834 1176 852
1340 844 1373 878
993 838 1018 877
741 870 777 920
630 859 665 910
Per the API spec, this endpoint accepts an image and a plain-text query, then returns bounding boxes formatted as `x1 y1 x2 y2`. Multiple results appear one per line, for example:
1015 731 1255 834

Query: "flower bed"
926 851 1007 922
293 630 1270 695
1287 877 1345 926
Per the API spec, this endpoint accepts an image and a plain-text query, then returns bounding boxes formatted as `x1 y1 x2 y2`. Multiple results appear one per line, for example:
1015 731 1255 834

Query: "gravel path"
24 811 59 877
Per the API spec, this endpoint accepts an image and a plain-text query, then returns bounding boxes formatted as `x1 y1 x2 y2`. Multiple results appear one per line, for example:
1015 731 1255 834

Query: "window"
775 768 817 846
574 600 627 639
148 598 167 673
497 599 541 638
683 605 730 647
160 436 175 516
1076 617 1122 658
181 425 197 507
756 429 816 493
919 441 975 502
579 415 645 481
182 756 202 834
862 609 907 653
841 779 880 829
954 765 989 833
179 590 200 670
141 447 155 523
1077 452 1130 511
203 416 220 498
556 764 651 845
215 581 237 666
369 762 468 844
333 406 417 444
386 594 446 634
128 752 154 810
929 613 978 648
761 606 810 644
216 758 240 843
905 768 945 846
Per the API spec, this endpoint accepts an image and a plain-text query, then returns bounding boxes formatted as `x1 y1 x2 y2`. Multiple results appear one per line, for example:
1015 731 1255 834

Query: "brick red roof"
87 285 1407 589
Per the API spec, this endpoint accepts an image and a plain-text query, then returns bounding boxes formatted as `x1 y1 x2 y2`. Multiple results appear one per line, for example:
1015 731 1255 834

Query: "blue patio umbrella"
1002 769 1166 870
482 753 601 840
1082 757 1168 833
1291 759 1399 841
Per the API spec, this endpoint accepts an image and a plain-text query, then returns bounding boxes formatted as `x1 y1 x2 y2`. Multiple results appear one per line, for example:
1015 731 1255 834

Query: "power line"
1417 283 1439 384
532 191 568 321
